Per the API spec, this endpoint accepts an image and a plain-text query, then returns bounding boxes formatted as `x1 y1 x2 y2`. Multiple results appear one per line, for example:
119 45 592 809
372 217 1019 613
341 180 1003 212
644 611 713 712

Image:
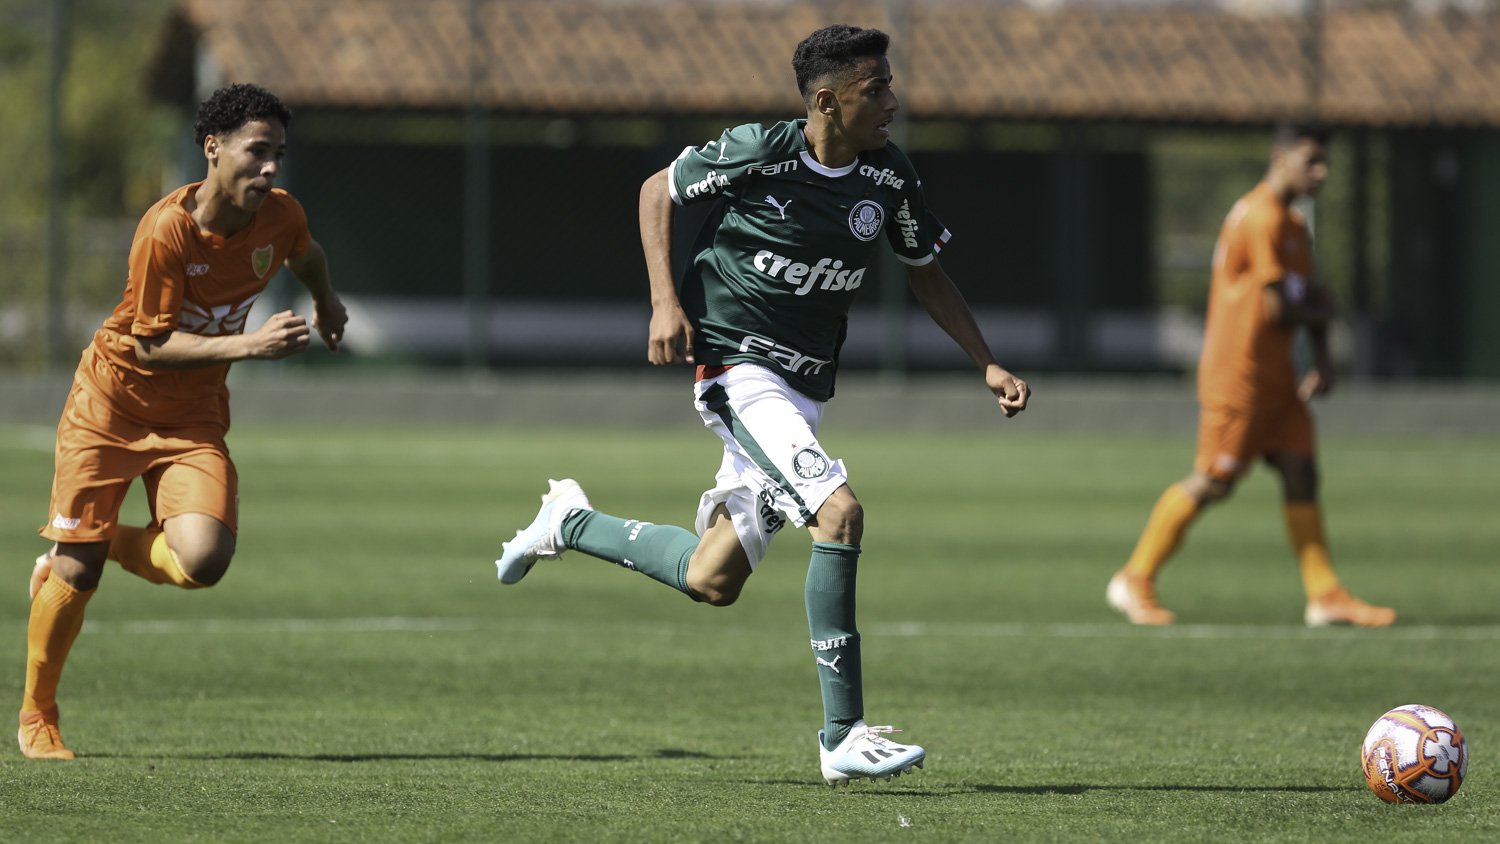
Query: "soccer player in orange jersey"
19 84 348 759
1107 123 1395 628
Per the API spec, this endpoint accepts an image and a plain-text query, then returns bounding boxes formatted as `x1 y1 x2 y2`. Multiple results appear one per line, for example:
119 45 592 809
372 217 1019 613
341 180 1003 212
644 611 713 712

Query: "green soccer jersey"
669 119 949 401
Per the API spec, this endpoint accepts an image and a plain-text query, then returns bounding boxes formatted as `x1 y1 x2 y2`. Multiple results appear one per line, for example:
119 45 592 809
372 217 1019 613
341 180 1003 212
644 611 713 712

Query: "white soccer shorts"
692 363 849 570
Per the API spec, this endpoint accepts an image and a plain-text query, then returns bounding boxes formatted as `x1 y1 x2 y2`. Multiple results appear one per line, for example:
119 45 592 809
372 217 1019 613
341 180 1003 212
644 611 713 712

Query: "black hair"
193 83 292 147
1272 121 1329 150
792 24 890 103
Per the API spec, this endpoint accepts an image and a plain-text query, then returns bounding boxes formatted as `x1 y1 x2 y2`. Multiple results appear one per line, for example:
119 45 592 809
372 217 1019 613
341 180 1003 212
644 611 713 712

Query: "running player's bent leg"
558 505 752 604
806 487 865 750
160 514 235 587
20 542 104 758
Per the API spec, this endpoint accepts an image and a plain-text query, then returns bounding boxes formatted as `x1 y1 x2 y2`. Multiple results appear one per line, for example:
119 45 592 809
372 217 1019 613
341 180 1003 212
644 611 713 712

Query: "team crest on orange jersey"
251 245 275 278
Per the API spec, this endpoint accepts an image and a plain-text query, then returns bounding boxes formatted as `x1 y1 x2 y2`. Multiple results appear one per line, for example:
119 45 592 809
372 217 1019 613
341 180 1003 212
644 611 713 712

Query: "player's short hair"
792 24 890 104
193 83 292 147
1271 122 1329 150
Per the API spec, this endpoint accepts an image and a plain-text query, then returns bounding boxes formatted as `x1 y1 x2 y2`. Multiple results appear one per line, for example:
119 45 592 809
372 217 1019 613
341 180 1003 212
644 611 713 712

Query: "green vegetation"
1 423 1494 842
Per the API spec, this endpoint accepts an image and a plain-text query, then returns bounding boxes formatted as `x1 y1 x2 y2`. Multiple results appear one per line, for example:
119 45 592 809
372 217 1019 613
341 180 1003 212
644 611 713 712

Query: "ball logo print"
1361 704 1467 804
848 200 883 241
792 448 829 479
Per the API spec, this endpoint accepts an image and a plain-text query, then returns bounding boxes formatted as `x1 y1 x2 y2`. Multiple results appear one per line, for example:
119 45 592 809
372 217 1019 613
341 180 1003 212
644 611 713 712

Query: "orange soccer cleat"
1305 587 1397 628
1107 570 1176 625
18 708 75 760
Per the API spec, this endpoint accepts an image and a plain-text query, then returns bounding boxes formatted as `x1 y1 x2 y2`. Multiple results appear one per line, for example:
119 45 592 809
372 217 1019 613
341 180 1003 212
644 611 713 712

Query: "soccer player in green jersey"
495 24 1029 785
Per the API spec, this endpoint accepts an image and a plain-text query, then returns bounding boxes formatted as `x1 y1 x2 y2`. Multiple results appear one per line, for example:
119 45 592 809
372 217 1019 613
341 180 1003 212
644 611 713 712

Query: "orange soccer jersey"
1197 181 1314 410
43 184 311 543
1194 182 1317 478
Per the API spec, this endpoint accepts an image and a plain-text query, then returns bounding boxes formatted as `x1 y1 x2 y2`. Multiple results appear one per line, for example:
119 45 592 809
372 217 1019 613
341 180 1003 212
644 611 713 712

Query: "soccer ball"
1361 704 1467 804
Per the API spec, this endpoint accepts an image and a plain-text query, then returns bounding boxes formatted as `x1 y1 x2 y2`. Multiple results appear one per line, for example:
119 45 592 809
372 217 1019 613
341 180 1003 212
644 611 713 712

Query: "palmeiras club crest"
848 200 883 241
251 245 275 278
792 447 829 479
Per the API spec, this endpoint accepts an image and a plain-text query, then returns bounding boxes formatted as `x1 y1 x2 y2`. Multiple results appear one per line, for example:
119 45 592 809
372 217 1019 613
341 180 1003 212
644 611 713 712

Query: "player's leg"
1109 407 1244 624
804 485 925 784
111 446 239 588
1266 407 1394 627
20 541 105 760
22 405 140 760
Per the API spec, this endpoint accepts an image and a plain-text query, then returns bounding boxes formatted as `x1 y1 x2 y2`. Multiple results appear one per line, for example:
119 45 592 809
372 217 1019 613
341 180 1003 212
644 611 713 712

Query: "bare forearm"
134 331 250 368
909 270 998 370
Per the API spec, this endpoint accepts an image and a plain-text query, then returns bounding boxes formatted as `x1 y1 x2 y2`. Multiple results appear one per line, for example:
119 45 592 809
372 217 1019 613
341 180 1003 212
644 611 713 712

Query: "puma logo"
816 655 842 674
765 195 792 220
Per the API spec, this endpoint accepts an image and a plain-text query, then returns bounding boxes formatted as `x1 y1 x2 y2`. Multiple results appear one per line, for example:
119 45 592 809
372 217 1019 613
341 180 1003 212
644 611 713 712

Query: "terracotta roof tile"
155 0 1500 127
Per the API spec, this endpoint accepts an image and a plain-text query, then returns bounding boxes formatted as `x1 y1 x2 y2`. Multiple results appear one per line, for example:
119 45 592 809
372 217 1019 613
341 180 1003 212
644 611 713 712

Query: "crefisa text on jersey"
752 251 866 295
859 165 905 189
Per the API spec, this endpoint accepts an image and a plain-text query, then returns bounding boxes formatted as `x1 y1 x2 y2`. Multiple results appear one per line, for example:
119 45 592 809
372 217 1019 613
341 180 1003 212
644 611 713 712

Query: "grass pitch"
1 420 1495 842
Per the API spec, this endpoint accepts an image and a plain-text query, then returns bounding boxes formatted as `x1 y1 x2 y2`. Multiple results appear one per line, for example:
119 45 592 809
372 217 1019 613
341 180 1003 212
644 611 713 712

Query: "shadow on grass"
974 783 1360 795
90 748 725 764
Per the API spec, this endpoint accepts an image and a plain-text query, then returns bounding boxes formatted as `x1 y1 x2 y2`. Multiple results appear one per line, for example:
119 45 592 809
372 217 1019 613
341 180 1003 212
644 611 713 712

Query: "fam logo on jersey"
748 159 798 176
792 447 829 480
848 200 883 241
251 245 275 278
186 263 210 277
179 293 261 336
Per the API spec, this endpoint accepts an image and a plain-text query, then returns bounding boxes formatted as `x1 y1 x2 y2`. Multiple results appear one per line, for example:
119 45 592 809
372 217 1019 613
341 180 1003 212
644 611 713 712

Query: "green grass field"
0 420 1495 842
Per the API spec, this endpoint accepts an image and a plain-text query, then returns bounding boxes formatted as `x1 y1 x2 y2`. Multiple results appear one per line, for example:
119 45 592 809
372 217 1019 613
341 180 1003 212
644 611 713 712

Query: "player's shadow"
973 783 1358 795
100 748 722 763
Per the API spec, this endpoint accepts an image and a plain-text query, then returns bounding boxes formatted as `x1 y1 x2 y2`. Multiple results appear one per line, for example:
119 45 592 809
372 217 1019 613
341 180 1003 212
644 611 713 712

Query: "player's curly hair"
193 83 292 147
1272 122 1329 150
792 25 890 104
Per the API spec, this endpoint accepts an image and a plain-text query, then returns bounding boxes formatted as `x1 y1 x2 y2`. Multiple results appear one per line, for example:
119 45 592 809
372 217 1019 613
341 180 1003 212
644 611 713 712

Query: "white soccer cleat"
494 479 592 585
819 722 926 786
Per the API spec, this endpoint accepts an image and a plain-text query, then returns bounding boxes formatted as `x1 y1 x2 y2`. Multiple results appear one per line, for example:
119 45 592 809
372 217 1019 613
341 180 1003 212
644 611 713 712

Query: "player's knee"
173 541 235 587
813 495 864 545
686 571 743 607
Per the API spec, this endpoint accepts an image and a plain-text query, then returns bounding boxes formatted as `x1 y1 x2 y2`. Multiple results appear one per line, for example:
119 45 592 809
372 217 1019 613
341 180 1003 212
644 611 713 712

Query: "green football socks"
807 541 863 750
560 510 697 598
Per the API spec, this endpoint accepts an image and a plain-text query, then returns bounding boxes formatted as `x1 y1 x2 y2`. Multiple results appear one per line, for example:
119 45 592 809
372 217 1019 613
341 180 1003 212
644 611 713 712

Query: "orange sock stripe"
22 576 96 714
1124 484 1200 579
1285 502 1340 599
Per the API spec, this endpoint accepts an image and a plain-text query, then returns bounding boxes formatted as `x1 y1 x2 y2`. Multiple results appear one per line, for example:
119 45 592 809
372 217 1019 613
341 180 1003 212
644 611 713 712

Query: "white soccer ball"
1361 704 1467 804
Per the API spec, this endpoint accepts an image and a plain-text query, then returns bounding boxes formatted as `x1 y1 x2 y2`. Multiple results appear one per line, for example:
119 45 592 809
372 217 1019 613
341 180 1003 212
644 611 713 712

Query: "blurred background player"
1107 123 1395 629
494 24 1029 785
19 83 348 759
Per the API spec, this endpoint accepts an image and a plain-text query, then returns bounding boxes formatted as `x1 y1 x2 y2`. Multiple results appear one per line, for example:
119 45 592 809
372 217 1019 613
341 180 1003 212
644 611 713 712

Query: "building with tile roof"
148 0 1500 377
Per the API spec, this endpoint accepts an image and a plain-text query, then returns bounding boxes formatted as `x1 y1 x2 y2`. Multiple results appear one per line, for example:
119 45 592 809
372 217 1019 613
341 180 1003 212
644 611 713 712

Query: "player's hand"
312 293 348 352
245 310 311 360
1298 360 1335 401
986 365 1030 418
648 305 694 365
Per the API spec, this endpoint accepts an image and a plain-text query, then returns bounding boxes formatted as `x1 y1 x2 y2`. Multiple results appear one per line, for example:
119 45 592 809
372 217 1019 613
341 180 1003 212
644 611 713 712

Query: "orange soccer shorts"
1193 397 1315 482
41 381 239 544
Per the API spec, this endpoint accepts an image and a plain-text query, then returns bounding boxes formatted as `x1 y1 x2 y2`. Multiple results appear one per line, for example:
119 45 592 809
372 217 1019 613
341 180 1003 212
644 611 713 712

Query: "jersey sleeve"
668 123 770 206
277 191 313 262
887 178 951 267
1238 204 1287 289
127 212 191 337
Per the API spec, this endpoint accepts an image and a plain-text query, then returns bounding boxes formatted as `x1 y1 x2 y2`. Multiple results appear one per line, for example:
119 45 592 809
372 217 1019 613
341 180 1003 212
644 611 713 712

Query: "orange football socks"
21 575 95 714
1124 483 1200 580
109 526 205 588
1284 502 1340 599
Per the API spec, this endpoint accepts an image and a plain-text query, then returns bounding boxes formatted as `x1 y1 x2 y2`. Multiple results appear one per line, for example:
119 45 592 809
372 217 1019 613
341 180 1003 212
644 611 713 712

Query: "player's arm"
905 259 1029 417
135 312 312 368
640 166 693 365
285 239 347 351
1265 280 1338 399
